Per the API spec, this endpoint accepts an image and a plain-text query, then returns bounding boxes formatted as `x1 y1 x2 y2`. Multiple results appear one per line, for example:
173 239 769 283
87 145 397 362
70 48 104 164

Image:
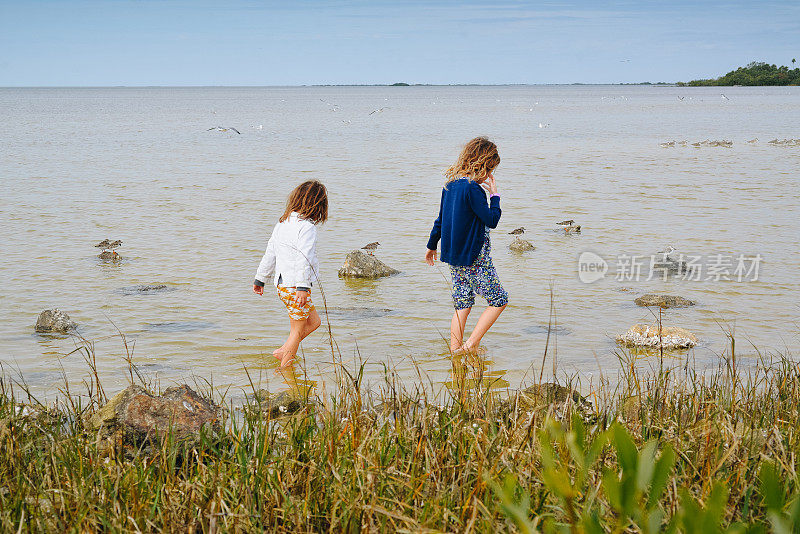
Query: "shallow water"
1 85 799 400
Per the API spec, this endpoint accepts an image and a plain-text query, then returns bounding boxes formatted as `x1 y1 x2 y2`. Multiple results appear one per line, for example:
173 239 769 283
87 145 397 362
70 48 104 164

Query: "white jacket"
254 212 320 289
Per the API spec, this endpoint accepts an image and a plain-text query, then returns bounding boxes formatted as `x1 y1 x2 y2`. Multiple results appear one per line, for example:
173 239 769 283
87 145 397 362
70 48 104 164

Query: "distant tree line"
679 60 799 86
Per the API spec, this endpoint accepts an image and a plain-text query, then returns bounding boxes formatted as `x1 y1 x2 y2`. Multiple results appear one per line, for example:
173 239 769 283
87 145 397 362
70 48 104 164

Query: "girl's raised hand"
481 173 498 195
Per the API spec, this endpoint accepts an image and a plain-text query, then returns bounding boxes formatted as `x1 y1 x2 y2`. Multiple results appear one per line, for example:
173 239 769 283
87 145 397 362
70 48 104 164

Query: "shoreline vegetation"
679 60 800 86
2 329 799 531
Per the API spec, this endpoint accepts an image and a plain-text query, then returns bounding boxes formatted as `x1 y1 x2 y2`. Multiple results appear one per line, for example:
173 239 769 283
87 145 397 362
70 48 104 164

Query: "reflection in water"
275 363 317 398
444 350 509 404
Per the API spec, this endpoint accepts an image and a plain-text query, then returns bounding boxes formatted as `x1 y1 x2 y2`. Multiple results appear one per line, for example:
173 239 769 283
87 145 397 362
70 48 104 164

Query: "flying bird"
207 126 241 134
508 227 525 235
361 242 380 255
721 94 729 100
369 107 388 115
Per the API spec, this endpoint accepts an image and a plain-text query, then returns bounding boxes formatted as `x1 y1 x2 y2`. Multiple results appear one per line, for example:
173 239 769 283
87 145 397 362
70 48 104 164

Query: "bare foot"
273 346 286 360
278 351 296 368
459 343 487 355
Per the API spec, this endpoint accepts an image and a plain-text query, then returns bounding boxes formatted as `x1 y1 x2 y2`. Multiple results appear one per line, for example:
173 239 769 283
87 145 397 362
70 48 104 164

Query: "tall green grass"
1 335 799 532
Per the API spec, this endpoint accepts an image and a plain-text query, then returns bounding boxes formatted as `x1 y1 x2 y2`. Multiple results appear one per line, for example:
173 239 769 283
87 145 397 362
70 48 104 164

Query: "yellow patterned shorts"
277 285 315 321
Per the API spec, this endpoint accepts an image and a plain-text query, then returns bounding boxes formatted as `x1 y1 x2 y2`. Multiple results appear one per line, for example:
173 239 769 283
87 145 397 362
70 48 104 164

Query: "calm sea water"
1 85 798 400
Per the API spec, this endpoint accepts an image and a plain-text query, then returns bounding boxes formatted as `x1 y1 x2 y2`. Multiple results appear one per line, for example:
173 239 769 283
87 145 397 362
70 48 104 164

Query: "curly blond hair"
445 137 500 184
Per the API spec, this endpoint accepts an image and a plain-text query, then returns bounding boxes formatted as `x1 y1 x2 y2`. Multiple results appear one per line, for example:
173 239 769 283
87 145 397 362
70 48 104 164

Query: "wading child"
253 180 328 368
425 137 508 353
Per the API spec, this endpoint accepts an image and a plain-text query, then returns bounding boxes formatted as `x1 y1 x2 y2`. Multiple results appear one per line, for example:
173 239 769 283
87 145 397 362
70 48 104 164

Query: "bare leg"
273 308 321 357
463 304 506 351
274 308 322 367
450 308 471 352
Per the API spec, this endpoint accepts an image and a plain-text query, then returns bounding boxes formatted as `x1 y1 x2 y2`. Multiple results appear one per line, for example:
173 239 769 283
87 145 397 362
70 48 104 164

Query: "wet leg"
463 304 506 351
450 308 471 352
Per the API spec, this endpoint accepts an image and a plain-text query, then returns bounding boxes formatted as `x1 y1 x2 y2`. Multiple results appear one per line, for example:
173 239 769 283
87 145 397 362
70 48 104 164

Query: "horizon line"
0 82 682 89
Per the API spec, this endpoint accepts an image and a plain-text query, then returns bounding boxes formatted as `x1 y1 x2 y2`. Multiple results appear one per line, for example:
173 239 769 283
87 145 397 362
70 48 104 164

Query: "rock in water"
634 294 695 308
616 323 698 349
509 237 535 252
98 250 121 261
88 385 220 445
35 309 77 333
338 250 399 279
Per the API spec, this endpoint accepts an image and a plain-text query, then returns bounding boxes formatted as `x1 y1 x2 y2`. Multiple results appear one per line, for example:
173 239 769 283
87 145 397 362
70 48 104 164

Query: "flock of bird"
359 219 581 258
660 139 733 148
95 239 123 260
509 219 581 237
661 138 800 148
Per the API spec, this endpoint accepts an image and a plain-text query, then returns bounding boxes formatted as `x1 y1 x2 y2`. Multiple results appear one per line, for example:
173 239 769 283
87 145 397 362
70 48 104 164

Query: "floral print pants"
449 230 509 310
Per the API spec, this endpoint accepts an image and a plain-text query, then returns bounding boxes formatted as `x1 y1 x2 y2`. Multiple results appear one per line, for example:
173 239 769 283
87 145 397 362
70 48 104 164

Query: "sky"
0 0 798 86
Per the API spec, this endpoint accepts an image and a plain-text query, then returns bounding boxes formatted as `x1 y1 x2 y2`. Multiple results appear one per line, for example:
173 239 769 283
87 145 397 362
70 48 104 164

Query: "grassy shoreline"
2 339 799 532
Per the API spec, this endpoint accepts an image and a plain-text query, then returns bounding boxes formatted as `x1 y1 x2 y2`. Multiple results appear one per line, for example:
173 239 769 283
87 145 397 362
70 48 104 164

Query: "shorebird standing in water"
508 227 525 235
557 219 581 233
361 242 380 255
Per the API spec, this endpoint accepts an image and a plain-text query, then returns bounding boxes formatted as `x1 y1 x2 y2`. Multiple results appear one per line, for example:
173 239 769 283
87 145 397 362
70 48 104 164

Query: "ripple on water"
144 321 216 333
322 306 396 320
523 325 574 336
118 284 178 296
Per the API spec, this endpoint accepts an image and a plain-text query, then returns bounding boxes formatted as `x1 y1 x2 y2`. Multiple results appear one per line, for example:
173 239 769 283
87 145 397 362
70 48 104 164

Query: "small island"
679 60 799 86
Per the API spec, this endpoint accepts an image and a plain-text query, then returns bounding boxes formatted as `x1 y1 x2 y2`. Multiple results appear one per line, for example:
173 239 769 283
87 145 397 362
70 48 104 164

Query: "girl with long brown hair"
253 180 328 368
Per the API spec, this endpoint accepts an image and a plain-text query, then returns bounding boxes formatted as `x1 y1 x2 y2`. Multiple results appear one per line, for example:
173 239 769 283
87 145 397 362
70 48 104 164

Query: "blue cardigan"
426 178 502 266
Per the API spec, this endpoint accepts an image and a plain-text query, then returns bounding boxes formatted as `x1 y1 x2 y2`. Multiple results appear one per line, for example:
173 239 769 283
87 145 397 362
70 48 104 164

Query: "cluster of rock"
616 324 698 349
616 293 698 350
338 250 399 279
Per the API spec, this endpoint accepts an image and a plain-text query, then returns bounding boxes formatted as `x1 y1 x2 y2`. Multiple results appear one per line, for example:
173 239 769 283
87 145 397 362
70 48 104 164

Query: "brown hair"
445 137 500 184
280 180 328 224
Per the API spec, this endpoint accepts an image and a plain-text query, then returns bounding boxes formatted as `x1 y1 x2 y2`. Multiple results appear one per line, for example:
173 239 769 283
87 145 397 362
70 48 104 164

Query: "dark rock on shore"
338 250 400 279
35 309 77 334
88 385 220 446
245 389 314 418
498 383 593 420
634 294 695 308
